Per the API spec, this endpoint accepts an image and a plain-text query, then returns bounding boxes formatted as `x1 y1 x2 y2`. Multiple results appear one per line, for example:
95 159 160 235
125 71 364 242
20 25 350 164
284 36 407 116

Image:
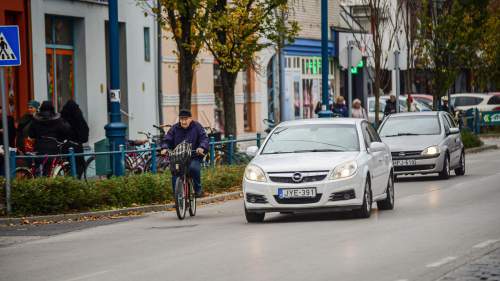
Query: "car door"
443 113 461 167
441 113 458 167
362 122 385 196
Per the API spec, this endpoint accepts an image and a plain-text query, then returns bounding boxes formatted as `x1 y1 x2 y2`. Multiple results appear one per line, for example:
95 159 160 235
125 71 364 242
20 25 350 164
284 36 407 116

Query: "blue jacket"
162 121 209 159
332 104 348 117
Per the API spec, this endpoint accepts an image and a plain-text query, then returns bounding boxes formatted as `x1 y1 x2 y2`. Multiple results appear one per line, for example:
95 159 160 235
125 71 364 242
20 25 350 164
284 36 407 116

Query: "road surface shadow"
264 209 371 223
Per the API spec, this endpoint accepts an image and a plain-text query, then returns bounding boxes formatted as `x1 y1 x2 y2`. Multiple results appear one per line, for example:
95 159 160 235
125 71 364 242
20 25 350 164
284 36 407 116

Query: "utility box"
94 139 112 176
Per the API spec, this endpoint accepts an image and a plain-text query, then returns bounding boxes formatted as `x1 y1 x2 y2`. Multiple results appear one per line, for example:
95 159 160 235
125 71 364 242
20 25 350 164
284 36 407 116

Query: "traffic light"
350 60 364 74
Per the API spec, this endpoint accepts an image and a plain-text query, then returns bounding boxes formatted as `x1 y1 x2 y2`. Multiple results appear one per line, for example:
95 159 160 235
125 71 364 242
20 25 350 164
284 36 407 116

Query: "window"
487 95 500 105
366 124 381 142
45 15 75 111
453 96 483 106
379 115 441 137
443 113 456 128
143 27 150 62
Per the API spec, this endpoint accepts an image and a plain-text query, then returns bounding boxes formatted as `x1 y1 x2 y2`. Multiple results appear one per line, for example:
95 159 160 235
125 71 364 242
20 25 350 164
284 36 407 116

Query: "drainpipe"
156 0 163 125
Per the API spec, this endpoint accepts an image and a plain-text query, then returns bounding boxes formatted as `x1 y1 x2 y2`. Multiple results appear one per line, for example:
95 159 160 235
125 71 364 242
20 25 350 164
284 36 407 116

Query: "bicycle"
15 137 79 179
168 141 199 220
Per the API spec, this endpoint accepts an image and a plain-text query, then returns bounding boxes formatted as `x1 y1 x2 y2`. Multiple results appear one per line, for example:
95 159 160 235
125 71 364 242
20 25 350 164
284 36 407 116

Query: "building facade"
30 0 160 145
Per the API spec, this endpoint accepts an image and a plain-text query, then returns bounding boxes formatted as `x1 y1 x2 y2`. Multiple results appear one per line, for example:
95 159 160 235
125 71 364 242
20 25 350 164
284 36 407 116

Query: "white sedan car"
243 118 394 223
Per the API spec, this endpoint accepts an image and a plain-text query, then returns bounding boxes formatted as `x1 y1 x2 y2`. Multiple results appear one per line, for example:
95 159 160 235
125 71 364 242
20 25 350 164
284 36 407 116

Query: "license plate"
393 159 416 166
278 188 317 199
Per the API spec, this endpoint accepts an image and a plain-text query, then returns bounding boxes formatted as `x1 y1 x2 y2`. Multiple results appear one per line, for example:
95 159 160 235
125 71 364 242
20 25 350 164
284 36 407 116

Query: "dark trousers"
171 159 202 194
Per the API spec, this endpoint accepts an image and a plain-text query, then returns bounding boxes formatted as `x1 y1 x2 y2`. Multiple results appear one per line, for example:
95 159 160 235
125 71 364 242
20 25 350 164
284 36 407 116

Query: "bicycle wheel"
188 178 196 217
15 167 34 179
175 177 187 220
82 156 96 182
52 162 70 177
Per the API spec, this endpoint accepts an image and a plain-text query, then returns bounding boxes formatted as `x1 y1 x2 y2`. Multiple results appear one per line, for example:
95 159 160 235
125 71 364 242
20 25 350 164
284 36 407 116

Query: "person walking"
60 100 90 177
384 95 397 116
351 99 368 119
16 100 40 153
332 96 348 117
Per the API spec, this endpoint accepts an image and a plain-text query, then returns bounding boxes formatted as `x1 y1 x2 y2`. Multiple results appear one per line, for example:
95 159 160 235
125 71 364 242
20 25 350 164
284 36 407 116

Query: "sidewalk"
438 247 500 281
481 136 500 147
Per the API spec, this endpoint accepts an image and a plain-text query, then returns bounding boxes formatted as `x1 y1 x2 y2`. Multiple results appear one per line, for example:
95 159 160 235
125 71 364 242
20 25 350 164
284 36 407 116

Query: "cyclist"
161 109 208 197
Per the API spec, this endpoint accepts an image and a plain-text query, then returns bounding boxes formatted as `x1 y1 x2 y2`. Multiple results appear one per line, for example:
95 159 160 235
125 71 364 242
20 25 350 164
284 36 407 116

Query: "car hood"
251 151 360 172
381 135 443 151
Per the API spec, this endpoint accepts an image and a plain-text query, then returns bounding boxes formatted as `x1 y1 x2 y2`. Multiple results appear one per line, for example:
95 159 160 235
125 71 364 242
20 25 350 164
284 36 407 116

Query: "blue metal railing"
9 133 264 179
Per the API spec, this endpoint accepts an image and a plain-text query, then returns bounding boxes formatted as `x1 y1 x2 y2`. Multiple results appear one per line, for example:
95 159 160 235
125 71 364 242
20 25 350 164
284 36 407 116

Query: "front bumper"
393 153 445 175
243 172 365 213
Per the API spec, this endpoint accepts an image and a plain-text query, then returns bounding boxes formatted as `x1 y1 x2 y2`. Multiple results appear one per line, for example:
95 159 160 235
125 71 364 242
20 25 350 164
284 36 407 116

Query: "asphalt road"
1 150 500 281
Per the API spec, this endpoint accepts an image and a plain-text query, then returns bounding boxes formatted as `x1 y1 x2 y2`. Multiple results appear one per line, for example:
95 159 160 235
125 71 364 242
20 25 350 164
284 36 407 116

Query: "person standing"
60 100 90 177
332 96 348 117
16 100 40 153
384 95 397 116
351 99 368 119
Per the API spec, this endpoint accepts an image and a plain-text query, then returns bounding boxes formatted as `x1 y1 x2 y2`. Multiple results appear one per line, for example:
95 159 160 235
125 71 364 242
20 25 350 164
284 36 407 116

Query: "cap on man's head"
28 100 40 109
179 109 192 118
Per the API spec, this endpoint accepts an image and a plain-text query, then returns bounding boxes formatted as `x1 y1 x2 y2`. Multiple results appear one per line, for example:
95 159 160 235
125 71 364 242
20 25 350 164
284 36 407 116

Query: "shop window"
45 15 75 111
144 27 150 62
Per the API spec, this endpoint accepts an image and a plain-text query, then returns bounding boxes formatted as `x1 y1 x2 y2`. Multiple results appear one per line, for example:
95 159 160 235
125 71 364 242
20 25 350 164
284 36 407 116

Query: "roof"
278 118 363 127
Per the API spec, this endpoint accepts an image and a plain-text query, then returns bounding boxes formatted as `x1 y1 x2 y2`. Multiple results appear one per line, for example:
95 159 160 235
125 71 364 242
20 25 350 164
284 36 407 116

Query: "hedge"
0 165 245 217
461 129 483 149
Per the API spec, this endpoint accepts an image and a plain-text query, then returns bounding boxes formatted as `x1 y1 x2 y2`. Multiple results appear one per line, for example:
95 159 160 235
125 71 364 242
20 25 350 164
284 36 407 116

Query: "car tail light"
493 107 500 111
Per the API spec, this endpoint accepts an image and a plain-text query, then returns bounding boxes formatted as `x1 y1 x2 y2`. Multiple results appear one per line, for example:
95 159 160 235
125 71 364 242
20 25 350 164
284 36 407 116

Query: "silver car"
243 119 394 223
378 111 465 179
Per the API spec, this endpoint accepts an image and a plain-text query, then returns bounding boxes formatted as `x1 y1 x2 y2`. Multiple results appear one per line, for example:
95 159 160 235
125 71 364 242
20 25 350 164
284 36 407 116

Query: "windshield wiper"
292 149 344 153
261 151 294 155
383 133 421 137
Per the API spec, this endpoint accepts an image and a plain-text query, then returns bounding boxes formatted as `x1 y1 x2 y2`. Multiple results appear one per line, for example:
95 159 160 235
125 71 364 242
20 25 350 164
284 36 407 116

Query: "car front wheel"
377 173 395 210
454 151 465 176
245 207 265 223
354 180 372 218
439 154 450 180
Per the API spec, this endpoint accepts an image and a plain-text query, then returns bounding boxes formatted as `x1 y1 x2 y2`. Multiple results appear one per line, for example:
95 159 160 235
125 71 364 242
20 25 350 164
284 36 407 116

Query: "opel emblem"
399 152 405 156
292 172 303 183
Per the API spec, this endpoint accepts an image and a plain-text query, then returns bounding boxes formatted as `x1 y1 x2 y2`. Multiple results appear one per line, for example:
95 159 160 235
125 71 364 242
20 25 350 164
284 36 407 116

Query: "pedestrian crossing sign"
0 26 21 66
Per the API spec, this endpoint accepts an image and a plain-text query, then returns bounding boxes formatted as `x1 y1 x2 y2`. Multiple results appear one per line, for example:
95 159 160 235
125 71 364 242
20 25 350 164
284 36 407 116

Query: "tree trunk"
178 51 195 110
221 69 238 138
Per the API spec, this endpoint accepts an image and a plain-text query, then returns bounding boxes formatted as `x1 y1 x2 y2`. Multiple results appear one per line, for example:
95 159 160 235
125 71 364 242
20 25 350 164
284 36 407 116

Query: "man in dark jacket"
384 95 397 116
29 101 71 156
162 109 208 197
16 100 40 153
61 100 89 177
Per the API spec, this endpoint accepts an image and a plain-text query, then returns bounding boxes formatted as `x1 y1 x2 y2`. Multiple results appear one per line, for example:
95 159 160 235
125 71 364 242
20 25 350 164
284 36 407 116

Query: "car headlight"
330 161 358 180
422 146 441 156
244 164 267 182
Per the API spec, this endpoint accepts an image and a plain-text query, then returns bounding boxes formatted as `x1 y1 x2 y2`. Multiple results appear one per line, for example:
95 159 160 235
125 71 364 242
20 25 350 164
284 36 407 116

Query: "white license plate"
278 188 317 199
393 159 416 166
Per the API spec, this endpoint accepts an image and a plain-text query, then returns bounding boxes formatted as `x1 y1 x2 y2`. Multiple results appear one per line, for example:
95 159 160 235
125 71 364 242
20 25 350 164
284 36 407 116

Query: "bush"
461 129 483 149
1 165 245 216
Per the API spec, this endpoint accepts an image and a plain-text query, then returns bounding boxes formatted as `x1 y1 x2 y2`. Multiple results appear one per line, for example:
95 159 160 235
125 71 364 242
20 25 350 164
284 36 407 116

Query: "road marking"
395 279 409 281
473 239 499 248
426 256 457 268
62 270 109 281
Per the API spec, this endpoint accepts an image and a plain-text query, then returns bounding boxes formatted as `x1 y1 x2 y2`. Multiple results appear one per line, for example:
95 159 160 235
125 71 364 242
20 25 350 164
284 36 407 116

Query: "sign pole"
348 43 353 117
318 0 333 118
395 50 400 113
1 67 11 214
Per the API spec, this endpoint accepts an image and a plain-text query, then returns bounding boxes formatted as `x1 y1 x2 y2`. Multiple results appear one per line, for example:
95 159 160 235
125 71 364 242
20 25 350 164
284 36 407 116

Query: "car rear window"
487 95 500 105
453 96 483 106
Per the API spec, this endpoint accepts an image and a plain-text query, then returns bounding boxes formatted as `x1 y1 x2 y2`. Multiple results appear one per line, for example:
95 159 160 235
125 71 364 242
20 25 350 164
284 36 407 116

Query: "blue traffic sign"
0 25 21 66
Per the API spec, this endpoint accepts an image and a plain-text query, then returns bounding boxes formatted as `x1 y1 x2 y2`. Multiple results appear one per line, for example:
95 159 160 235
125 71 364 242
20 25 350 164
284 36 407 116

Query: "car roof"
384 111 441 118
451 93 492 97
278 118 364 127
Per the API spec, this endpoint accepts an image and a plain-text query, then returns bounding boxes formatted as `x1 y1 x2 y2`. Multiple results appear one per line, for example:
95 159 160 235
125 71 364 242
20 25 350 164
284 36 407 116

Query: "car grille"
329 190 356 201
273 194 322 204
391 151 422 159
395 164 435 172
268 171 329 184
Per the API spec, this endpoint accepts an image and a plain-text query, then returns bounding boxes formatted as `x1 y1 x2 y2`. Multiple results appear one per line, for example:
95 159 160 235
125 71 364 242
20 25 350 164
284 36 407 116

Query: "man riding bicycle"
161 109 208 198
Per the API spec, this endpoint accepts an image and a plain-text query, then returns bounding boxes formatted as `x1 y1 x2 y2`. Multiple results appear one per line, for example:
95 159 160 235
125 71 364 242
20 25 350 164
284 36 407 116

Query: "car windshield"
261 124 360 154
379 115 441 137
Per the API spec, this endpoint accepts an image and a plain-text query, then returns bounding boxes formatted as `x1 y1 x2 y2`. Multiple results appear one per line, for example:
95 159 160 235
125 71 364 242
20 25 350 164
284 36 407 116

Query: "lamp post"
318 0 333 118
105 0 127 176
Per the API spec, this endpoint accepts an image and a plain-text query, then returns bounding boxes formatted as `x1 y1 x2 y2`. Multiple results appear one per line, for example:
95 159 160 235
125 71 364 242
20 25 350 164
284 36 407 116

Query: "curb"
465 144 498 154
0 191 242 225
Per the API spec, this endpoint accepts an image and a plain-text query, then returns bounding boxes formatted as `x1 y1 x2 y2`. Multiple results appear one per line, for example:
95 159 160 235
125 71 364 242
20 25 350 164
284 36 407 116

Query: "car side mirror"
369 142 386 153
449 127 460 135
246 146 259 157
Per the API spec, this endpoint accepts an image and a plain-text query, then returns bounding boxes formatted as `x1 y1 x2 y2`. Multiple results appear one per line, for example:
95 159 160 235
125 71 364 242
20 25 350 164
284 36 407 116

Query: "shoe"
195 191 204 198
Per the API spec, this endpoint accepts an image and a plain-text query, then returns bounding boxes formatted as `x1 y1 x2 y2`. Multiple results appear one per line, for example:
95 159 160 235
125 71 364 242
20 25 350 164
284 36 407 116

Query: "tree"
341 0 399 125
140 0 210 110
477 0 500 90
396 0 420 93
202 0 298 137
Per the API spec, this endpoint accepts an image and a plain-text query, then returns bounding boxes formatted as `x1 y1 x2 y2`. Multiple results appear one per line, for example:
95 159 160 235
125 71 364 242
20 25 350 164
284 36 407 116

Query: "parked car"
408 94 433 108
367 96 431 123
243 118 394 223
378 111 465 179
451 93 500 112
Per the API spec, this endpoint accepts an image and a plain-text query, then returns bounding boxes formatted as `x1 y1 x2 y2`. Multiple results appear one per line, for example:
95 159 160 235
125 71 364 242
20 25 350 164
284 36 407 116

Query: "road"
1 150 500 281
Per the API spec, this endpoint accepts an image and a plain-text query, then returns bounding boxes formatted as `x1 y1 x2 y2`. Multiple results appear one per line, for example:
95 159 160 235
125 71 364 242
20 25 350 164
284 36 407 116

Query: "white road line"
426 256 457 268
61 270 110 281
473 239 499 248
395 279 409 281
